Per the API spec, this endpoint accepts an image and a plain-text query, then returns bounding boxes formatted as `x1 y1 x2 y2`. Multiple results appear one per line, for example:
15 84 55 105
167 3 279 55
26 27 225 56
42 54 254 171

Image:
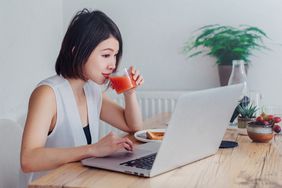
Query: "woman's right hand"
89 132 134 157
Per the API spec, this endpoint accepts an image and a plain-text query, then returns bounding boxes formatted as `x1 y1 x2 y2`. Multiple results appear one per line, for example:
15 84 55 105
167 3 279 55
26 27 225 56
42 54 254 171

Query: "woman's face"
84 36 119 84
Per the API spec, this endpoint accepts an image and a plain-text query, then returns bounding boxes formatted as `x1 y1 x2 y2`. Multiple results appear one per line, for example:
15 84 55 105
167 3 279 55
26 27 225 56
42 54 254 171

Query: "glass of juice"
109 68 137 94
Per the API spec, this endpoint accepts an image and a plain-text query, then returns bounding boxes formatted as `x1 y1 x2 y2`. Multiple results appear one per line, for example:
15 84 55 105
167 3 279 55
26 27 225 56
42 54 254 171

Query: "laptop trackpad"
101 142 160 161
106 149 145 158
81 142 160 168
105 148 154 162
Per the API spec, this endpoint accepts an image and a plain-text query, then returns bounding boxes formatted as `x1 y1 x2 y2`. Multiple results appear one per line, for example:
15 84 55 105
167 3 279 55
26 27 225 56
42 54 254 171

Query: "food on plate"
146 131 165 140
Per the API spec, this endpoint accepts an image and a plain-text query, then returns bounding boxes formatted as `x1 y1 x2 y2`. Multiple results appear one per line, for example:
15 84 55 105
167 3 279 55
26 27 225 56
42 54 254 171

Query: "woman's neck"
67 78 86 97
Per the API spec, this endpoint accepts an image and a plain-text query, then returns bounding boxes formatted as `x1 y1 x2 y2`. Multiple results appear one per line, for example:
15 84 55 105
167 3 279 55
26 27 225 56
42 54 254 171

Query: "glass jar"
228 60 247 95
228 60 248 127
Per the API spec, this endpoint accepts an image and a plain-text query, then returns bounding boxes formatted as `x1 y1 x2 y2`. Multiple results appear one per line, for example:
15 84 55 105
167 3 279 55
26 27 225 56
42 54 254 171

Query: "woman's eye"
102 54 110 58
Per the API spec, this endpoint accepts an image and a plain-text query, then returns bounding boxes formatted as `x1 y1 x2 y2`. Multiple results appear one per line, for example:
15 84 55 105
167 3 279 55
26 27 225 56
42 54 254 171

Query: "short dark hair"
55 9 123 80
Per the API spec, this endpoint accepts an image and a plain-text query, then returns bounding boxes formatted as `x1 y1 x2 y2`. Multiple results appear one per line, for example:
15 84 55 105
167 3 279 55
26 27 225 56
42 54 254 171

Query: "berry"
273 125 281 133
263 120 270 125
268 115 274 121
256 116 264 123
274 117 281 123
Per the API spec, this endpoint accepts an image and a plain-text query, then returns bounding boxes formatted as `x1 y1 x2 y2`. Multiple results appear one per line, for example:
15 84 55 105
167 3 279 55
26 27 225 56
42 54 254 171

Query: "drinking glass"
109 68 137 94
247 91 262 116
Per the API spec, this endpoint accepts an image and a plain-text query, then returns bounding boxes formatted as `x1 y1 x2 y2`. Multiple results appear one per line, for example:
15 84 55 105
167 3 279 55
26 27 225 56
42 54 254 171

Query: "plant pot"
218 64 249 86
247 123 273 143
237 117 254 129
218 65 232 86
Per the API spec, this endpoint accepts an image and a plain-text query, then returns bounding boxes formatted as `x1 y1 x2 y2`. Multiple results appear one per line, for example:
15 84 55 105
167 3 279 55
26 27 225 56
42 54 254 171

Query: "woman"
20 8 144 186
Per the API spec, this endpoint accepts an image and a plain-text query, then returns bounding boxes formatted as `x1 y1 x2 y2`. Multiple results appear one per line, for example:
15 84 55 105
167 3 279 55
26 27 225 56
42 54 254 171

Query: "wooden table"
29 113 282 188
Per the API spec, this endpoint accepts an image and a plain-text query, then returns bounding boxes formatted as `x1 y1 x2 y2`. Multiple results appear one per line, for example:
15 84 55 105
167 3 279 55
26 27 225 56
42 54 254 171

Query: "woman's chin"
102 79 110 84
89 77 109 85
99 79 108 85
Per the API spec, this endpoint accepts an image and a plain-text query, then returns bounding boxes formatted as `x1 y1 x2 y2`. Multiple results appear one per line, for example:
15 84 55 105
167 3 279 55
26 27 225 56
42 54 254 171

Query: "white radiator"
99 91 185 138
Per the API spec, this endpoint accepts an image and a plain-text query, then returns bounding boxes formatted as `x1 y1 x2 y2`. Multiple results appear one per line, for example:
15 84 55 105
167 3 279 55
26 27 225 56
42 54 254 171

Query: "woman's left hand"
124 66 144 96
130 66 144 86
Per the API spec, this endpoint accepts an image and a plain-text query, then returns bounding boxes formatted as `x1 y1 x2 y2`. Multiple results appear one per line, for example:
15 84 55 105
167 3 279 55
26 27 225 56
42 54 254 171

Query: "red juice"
110 75 137 94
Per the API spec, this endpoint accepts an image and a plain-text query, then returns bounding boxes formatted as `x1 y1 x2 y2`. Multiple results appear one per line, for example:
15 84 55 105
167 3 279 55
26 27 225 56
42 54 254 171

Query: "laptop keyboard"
120 153 157 170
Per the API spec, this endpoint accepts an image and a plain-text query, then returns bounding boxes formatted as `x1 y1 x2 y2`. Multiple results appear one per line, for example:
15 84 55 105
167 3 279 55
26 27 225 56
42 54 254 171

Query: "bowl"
247 123 273 143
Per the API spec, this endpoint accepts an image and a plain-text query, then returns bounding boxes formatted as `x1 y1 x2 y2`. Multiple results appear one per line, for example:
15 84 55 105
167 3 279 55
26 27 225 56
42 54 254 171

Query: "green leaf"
238 104 258 118
183 24 270 65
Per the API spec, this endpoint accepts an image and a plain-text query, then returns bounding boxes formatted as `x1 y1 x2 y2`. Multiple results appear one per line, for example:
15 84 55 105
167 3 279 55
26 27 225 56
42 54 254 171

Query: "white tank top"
19 75 102 188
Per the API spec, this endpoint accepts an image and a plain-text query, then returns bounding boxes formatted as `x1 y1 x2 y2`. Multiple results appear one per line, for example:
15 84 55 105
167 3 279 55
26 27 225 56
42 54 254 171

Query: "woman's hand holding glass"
124 66 144 95
109 66 144 95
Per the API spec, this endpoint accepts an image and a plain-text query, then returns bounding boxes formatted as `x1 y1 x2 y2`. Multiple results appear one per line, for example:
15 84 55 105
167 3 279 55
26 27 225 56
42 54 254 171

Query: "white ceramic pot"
247 123 273 143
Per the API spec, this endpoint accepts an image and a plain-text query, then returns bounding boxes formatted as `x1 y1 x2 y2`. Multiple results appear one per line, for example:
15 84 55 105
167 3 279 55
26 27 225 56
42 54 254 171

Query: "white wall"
1 0 282 118
63 0 282 106
0 0 63 119
63 0 220 91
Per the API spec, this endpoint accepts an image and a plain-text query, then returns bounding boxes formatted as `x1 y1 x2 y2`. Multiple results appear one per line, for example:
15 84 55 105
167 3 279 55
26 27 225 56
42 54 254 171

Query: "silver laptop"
81 84 243 177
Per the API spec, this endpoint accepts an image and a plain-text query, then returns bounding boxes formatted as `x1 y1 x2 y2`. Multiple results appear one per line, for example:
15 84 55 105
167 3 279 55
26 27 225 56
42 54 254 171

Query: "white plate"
134 129 166 143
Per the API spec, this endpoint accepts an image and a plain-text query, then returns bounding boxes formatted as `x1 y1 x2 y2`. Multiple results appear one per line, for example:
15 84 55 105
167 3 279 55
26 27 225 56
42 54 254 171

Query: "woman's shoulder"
38 75 66 88
29 84 56 110
30 75 64 103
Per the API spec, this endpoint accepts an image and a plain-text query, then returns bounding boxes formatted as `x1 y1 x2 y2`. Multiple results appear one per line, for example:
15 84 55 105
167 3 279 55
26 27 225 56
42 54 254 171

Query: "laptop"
81 84 243 177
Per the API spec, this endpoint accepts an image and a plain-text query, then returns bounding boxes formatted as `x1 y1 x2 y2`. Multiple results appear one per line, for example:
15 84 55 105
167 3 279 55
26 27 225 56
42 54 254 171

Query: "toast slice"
146 131 165 140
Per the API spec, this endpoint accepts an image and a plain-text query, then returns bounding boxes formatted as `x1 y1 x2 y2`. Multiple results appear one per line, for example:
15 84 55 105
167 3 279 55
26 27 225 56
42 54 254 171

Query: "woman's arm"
124 90 143 131
100 92 143 133
100 67 144 133
21 86 133 173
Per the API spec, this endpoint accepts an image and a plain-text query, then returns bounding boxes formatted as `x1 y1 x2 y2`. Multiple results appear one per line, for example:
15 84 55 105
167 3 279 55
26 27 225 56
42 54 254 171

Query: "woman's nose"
108 61 116 70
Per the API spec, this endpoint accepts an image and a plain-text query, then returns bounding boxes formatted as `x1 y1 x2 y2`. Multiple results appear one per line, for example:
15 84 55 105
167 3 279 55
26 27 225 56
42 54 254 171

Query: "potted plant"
183 24 268 85
247 112 281 143
237 104 258 129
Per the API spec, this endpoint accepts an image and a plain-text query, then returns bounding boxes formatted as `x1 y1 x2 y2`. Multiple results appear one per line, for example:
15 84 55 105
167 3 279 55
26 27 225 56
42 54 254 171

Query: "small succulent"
238 104 258 118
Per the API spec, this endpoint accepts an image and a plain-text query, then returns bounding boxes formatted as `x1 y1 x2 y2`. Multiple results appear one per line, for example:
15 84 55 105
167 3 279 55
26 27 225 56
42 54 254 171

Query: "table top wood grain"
29 112 282 188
